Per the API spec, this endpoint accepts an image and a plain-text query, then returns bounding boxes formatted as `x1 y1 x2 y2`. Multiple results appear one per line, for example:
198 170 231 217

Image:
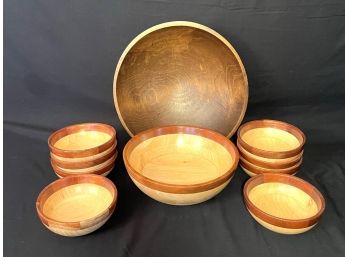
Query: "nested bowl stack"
243 173 325 234
237 120 306 176
36 174 117 237
123 126 239 205
48 123 117 177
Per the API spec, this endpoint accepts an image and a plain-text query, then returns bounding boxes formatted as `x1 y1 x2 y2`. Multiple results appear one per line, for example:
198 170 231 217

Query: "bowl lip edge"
36 174 117 228
243 173 325 229
112 20 249 138
123 125 239 194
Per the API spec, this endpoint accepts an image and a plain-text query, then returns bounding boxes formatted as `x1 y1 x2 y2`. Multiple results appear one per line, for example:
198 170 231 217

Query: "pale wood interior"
129 134 233 185
54 131 112 151
43 183 113 222
242 128 300 152
248 182 319 220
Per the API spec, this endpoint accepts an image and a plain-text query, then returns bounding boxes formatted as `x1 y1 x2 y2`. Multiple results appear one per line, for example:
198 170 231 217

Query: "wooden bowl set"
36 21 324 236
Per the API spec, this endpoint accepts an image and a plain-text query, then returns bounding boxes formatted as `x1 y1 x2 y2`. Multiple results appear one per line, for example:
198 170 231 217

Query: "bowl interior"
241 127 300 152
42 183 113 222
248 182 319 220
54 131 112 151
129 133 233 185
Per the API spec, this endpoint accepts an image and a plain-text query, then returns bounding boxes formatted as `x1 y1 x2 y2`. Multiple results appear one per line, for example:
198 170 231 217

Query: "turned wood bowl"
123 126 239 205
36 174 117 237
48 123 116 158
237 139 303 169
237 120 305 159
243 173 325 234
240 155 302 177
51 152 117 178
113 21 248 138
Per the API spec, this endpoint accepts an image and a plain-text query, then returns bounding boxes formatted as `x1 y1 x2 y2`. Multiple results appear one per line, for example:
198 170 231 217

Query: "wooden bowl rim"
48 123 116 158
36 174 117 229
113 21 248 138
123 125 239 194
51 151 117 177
237 119 306 158
243 173 325 229
237 139 303 169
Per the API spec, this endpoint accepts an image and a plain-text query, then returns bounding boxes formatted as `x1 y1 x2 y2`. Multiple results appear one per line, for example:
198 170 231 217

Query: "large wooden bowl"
237 139 303 169
123 126 239 205
113 21 248 138
36 174 117 236
48 123 116 158
244 174 325 234
237 120 305 159
51 152 117 178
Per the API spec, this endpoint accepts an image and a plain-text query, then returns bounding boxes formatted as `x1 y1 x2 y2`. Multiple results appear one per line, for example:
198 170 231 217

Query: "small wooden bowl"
237 139 303 169
243 173 325 234
51 152 117 177
123 126 239 205
48 123 116 158
36 174 117 236
240 155 302 177
237 120 305 159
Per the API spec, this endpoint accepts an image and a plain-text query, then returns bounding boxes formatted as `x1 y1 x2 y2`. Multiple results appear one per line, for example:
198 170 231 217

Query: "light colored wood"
54 131 112 151
241 127 300 152
51 142 117 162
130 175 232 205
54 165 114 178
113 21 248 138
248 211 316 234
129 134 233 185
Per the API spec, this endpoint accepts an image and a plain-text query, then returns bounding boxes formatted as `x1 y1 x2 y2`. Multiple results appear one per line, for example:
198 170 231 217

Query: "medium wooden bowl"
240 155 302 177
243 173 325 234
113 21 248 138
123 126 239 205
48 123 116 158
36 174 117 236
237 139 303 169
237 120 305 159
51 152 117 177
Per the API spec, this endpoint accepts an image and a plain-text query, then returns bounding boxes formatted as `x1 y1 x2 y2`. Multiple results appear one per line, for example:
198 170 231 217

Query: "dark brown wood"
237 119 306 159
48 123 116 158
36 174 117 230
123 125 239 194
243 173 325 229
113 21 248 138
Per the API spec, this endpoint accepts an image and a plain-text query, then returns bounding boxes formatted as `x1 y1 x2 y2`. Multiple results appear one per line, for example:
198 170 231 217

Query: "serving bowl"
237 120 305 159
48 123 116 158
243 173 325 234
123 126 239 205
36 174 117 236
51 152 117 178
113 21 248 138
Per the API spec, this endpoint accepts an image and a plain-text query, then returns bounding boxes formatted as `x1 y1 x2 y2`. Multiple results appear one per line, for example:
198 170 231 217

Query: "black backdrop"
4 0 344 256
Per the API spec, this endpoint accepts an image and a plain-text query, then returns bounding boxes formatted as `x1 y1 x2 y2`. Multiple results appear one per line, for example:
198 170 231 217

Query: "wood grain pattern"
113 21 248 138
48 123 116 158
123 126 239 204
237 120 305 159
243 174 325 233
36 174 117 236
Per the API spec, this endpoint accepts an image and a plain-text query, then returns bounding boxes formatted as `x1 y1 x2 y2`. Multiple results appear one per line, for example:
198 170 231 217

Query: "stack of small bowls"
237 119 305 176
48 123 117 177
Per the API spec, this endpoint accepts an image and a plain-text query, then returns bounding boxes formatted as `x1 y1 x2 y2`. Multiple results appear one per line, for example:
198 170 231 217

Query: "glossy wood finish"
36 174 117 236
113 21 248 138
123 126 239 205
48 123 116 158
237 139 303 169
51 152 117 177
237 120 305 159
243 174 325 234
240 155 302 176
